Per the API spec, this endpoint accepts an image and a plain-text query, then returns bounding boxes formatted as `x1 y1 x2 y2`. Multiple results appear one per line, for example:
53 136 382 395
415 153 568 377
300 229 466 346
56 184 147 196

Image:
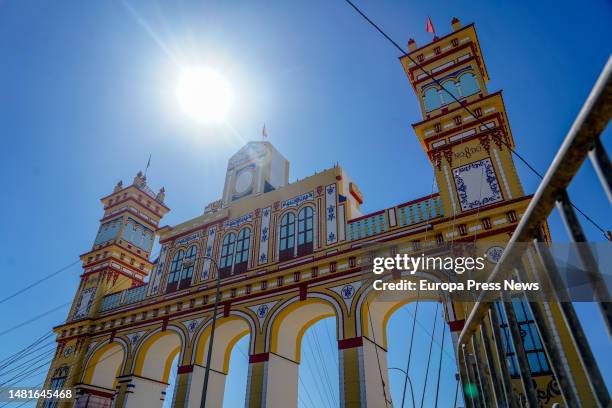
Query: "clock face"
235 168 254 194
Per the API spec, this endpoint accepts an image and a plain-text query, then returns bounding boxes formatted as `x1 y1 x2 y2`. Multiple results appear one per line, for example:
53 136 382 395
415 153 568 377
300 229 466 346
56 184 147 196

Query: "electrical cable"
418 301 439 408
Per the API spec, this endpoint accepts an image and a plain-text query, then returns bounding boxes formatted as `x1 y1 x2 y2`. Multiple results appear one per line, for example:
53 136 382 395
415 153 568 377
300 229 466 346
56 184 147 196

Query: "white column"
121 375 168 408
264 352 298 408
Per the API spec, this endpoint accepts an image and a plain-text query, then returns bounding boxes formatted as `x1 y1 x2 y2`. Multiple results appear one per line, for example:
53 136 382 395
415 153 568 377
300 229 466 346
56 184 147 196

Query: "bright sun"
176 66 232 123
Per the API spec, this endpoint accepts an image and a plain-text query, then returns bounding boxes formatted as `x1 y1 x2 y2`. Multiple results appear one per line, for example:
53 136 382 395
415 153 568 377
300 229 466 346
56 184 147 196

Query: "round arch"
82 340 127 390
266 295 341 362
192 312 254 373
132 326 186 383
355 271 445 348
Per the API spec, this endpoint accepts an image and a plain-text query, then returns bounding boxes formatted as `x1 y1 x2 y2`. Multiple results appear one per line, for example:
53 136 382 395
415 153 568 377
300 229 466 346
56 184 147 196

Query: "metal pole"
478 321 505 407
556 189 612 336
589 137 612 204
200 257 222 408
488 306 518 408
471 335 493 408
501 292 539 407
533 234 611 407
461 344 479 408
515 262 581 407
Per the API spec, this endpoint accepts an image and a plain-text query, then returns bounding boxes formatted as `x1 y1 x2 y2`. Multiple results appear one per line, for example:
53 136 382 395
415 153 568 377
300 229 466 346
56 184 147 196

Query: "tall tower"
41 172 169 405
69 172 170 322
401 18 524 217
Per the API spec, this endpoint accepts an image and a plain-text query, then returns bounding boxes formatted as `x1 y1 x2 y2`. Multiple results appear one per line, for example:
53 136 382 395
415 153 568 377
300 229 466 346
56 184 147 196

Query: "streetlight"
181 255 223 408
388 367 416 408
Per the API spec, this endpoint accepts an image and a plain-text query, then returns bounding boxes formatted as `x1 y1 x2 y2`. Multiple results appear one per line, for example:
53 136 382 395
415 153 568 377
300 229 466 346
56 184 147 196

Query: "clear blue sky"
1 0 610 407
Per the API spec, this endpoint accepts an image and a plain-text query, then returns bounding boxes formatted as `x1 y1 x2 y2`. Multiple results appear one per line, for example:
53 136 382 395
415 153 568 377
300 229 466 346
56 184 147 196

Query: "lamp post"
181 255 222 408
388 367 416 408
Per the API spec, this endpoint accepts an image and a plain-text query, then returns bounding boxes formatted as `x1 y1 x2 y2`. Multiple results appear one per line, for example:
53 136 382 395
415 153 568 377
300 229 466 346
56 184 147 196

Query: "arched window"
219 233 236 278
441 80 460 103
297 207 314 256
166 249 185 293
459 73 479 97
423 87 441 112
234 228 251 274
178 245 197 290
279 213 296 262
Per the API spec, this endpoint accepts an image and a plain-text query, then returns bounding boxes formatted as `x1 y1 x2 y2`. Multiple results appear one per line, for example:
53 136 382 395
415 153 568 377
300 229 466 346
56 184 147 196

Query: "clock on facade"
233 166 255 200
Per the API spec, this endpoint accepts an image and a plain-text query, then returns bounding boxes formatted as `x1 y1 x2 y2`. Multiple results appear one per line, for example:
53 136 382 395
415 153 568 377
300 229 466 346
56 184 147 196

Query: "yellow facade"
40 18 599 408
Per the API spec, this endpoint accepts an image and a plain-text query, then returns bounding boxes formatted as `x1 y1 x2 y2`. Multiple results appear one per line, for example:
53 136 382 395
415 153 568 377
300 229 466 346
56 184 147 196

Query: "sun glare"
176 66 232 123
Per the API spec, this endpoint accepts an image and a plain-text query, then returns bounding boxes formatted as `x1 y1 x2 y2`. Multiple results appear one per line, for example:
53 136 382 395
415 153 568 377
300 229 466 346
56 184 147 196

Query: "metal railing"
456 55 612 407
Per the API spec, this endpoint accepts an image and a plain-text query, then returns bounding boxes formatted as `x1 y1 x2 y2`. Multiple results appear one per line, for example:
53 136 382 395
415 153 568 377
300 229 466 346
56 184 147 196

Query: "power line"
341 0 610 239
0 303 70 338
0 260 80 305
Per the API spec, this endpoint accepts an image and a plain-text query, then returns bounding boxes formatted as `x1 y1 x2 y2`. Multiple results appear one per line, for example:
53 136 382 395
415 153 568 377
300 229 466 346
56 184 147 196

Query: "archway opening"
297 317 339 408
386 301 463 407
132 330 183 408
268 297 339 408
192 315 252 407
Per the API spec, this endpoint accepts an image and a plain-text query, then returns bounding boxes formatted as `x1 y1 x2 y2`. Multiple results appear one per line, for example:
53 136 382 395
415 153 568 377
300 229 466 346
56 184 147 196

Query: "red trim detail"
400 24 475 58
77 388 115 399
423 113 501 144
411 91 502 127
100 209 157 230
223 303 231 318
448 319 465 332
177 365 194 374
249 352 269 363
396 193 440 209
338 337 363 350
159 218 228 244
299 284 308 301
349 209 385 223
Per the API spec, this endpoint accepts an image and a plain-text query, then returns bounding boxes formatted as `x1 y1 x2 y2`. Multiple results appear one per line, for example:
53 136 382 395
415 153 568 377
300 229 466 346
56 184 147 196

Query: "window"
166 249 185 293
234 228 251 274
297 207 314 256
423 88 441 112
279 213 296 261
494 300 551 377
43 376 67 408
178 245 197 290
219 233 236 278
459 73 479 97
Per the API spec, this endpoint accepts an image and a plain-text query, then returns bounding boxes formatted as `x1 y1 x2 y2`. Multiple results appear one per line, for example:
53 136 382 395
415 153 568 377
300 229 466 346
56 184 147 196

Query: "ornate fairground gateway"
40 19 607 408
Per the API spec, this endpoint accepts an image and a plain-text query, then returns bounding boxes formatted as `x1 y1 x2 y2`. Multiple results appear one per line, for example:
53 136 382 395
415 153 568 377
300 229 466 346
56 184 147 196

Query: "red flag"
426 16 435 34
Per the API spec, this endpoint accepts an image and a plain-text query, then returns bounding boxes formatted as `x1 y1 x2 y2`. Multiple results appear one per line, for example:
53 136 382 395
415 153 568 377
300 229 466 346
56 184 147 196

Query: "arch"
355 272 444 348
266 296 341 362
459 72 480 97
132 327 185 383
441 80 460 102
193 314 253 373
82 341 127 390
422 87 441 112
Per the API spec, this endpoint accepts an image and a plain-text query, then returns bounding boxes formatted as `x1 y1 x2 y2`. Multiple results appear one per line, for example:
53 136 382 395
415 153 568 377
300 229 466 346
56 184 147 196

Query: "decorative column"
244 352 299 408
338 336 390 408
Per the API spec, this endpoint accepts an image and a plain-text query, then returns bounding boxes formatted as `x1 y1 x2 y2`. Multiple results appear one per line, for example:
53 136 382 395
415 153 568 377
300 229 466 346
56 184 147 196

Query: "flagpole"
144 154 151 177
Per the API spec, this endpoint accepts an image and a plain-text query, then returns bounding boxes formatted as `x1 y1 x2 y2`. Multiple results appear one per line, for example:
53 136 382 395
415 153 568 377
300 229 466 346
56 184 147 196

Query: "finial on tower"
114 180 123 193
133 171 146 187
262 124 268 139
408 38 417 52
156 187 166 202
451 17 461 31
